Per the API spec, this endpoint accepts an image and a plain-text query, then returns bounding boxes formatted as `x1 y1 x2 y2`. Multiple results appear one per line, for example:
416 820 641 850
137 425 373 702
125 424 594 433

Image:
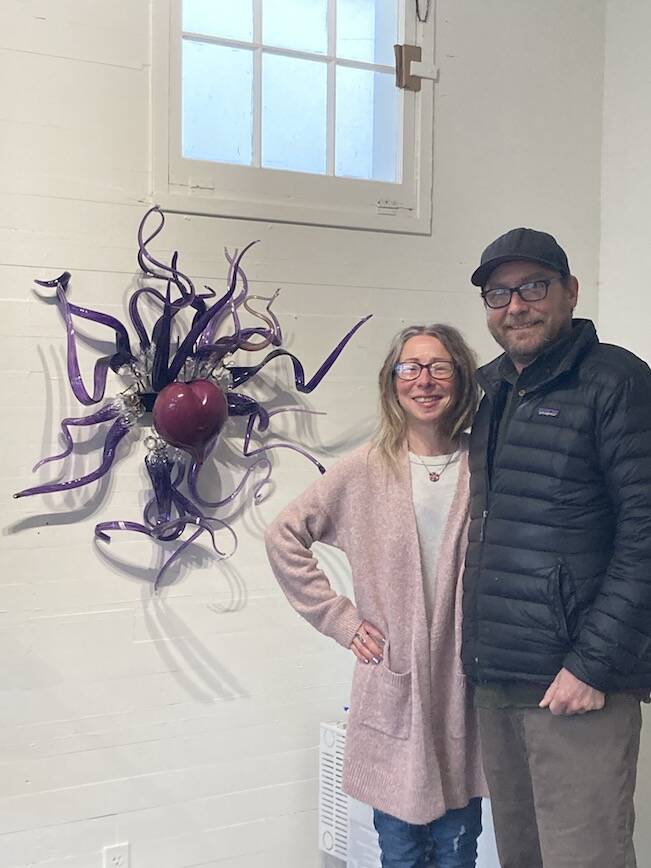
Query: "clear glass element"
263 0 328 54
262 54 327 174
183 0 253 41
335 66 399 182
336 0 398 66
182 40 253 165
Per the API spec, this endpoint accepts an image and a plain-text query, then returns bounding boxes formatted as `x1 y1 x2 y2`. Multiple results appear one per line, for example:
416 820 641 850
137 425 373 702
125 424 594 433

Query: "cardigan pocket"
356 662 413 740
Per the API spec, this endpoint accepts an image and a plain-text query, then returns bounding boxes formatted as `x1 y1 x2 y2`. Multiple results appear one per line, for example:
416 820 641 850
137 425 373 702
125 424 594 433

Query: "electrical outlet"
102 842 130 868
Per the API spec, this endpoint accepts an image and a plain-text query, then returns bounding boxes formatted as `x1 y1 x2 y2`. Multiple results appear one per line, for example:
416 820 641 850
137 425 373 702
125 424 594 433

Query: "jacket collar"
477 318 598 397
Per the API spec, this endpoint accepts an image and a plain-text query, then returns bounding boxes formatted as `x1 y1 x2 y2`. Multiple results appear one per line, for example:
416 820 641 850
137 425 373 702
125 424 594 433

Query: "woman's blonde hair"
373 324 479 468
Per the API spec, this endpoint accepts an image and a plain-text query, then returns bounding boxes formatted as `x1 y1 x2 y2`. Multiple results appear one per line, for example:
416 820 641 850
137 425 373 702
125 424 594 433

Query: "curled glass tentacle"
234 327 273 345
231 394 270 431
226 247 249 305
197 255 236 349
60 299 132 360
137 207 196 303
130 278 215 356
166 240 258 383
96 512 238 591
143 495 161 529
188 457 272 509
229 313 372 391
152 515 238 591
150 282 174 392
226 392 259 417
242 413 326 474
238 290 283 351
151 514 185 542
193 335 239 362
189 285 217 329
14 418 131 498
226 301 278 353
169 250 191 300
137 205 165 262
36 273 118 405
228 299 242 346
33 272 71 291
32 403 121 471
198 247 251 349
152 527 207 591
36 273 134 370
129 286 166 350
95 519 153 542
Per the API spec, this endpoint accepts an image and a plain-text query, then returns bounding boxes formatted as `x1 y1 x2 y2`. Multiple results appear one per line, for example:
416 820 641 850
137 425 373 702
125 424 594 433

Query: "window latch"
376 199 414 216
394 44 438 92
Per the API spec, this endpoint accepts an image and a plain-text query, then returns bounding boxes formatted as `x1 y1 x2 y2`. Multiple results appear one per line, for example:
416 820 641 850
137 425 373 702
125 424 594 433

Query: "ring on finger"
354 631 366 645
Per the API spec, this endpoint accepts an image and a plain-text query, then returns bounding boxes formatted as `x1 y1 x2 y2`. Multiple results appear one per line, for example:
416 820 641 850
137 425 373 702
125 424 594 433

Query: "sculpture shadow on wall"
139 586 249 703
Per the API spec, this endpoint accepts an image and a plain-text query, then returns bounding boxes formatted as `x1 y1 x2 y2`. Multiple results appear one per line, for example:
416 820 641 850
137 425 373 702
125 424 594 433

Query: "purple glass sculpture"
15 207 371 588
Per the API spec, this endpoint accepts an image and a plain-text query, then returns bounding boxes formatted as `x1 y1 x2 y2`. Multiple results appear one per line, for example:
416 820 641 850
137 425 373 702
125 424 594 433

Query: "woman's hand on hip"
350 621 385 664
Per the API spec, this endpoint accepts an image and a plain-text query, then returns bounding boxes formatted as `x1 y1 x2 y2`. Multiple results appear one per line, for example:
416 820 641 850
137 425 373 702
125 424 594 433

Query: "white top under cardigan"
264 435 487 824
410 449 461 620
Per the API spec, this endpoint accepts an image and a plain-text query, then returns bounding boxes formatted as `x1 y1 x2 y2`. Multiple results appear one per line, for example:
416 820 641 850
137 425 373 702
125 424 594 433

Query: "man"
462 227 651 868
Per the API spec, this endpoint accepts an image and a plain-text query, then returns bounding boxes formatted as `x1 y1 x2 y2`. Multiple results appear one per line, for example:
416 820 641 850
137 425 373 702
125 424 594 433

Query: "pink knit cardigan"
265 436 487 824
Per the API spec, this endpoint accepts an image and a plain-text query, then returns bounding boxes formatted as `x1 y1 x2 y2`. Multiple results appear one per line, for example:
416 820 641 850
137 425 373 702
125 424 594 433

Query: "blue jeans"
373 798 482 868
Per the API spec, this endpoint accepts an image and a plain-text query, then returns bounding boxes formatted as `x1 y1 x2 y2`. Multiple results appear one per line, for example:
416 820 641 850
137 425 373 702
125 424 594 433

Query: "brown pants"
478 694 642 868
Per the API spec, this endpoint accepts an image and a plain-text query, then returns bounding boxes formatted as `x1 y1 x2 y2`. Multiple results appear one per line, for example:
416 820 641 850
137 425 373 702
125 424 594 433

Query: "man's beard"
489 317 571 368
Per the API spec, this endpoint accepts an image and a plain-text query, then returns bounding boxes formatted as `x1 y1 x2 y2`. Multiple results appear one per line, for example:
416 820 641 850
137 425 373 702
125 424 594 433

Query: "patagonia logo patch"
538 407 560 417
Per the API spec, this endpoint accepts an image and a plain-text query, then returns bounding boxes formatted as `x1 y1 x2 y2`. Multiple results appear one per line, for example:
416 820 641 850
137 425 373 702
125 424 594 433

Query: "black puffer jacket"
462 319 651 692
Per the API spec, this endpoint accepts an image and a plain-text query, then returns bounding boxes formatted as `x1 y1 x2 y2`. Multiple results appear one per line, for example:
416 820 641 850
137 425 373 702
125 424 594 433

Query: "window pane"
336 0 398 66
183 0 253 41
182 40 253 165
263 0 328 54
335 66 399 182
262 54 327 173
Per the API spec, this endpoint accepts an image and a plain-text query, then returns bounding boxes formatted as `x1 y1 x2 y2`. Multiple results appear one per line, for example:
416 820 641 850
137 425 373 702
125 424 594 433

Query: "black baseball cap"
471 227 570 287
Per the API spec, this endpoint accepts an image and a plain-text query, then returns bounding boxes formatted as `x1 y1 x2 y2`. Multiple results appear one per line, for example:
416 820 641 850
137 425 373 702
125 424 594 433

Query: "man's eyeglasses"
481 276 564 310
394 361 455 381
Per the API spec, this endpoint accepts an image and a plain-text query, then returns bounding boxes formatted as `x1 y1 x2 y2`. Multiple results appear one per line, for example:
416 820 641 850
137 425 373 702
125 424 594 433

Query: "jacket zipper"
474 385 529 671
480 509 488 542
474 398 497 672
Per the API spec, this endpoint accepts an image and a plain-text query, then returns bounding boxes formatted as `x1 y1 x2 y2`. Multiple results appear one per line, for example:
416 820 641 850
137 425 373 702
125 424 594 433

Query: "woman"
265 325 487 868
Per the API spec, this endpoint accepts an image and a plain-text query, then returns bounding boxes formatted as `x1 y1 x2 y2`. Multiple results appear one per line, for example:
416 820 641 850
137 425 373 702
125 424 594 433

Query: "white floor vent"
318 721 349 860
318 721 381 867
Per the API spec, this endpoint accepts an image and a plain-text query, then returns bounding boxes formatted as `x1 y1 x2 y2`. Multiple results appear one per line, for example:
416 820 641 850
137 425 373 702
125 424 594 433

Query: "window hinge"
394 43 438 92
376 199 414 216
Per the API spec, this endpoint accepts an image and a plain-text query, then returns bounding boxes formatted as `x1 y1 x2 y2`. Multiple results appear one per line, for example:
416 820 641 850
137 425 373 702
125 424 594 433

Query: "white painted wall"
600 1 651 861
599 0 651 355
0 1 606 866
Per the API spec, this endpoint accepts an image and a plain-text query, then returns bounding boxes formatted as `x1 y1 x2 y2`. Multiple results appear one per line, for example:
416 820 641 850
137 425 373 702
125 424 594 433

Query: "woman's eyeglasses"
394 361 455 381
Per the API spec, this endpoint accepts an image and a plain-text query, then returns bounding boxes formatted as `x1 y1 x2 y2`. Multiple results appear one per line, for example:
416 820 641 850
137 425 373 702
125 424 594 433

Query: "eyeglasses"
394 361 455 381
481 276 563 309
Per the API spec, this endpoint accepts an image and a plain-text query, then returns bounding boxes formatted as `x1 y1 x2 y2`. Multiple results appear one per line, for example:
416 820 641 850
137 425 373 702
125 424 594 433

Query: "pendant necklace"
411 447 458 482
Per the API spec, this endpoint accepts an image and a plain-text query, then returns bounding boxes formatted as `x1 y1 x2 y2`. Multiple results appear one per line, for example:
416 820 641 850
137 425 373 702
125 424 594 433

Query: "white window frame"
151 0 436 234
